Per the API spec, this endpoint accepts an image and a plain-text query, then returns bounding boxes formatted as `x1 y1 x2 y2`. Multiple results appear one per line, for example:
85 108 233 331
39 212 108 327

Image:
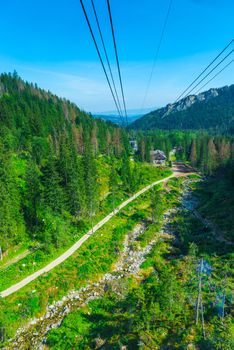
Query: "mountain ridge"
130 84 234 133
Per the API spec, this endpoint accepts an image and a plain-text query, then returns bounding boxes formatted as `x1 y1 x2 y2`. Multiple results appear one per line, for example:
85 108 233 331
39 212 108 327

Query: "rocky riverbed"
5 178 196 350
5 224 158 350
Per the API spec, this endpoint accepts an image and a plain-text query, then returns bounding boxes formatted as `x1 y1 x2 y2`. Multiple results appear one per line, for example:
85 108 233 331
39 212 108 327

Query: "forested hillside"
0 73 174 345
1 73 234 349
45 171 234 349
130 85 234 133
132 130 234 175
0 72 133 255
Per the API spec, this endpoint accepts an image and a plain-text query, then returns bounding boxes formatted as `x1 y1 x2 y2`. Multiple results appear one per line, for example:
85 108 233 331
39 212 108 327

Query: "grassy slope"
0 164 171 343
46 176 234 350
0 159 171 292
44 177 185 349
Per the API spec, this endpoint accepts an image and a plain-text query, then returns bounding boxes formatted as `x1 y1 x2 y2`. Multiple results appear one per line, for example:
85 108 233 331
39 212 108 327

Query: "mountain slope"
0 72 129 254
130 85 234 133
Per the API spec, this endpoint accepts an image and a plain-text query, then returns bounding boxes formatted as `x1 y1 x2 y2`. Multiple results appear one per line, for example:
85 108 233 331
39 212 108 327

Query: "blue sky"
0 0 233 112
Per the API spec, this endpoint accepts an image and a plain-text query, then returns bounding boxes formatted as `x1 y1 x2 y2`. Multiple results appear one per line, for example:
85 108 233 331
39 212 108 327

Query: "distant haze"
93 107 158 116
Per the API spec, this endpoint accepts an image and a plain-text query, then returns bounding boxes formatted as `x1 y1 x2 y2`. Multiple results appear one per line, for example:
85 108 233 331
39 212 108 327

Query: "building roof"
150 149 167 160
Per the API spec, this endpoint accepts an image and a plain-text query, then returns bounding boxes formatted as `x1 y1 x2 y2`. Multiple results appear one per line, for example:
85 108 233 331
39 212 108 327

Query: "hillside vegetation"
0 72 130 255
0 74 172 344
196 163 234 242
1 73 234 349
131 130 234 176
46 176 234 350
130 85 234 133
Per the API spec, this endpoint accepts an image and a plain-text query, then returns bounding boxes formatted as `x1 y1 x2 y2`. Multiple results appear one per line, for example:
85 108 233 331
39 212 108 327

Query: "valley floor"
2 169 189 348
2 164 233 350
43 176 233 350
0 163 191 299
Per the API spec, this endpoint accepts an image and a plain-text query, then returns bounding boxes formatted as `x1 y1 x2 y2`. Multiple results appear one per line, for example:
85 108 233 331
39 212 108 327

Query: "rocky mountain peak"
165 87 222 115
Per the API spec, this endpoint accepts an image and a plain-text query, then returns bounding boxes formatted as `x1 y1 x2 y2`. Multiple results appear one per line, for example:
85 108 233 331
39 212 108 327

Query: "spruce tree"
0 147 25 249
207 138 218 175
218 140 230 165
113 129 122 157
139 139 146 162
199 137 208 173
190 139 197 167
120 152 132 193
83 136 98 218
66 143 86 217
24 161 42 230
109 162 119 210
91 122 99 155
106 130 112 156
42 154 64 213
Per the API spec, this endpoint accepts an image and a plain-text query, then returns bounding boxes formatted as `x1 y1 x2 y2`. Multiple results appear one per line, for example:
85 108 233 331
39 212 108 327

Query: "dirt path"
5 210 180 349
5 224 151 349
0 246 40 272
3 169 196 349
0 250 31 271
0 165 192 299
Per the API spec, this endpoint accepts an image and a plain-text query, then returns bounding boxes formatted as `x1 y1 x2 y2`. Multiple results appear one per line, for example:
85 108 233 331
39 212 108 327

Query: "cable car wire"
183 48 233 98
90 0 124 120
175 39 234 102
161 42 234 119
79 0 123 120
106 0 128 125
194 59 233 95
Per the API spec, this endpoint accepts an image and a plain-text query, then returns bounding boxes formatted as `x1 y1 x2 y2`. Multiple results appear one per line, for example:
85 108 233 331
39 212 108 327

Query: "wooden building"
150 150 167 165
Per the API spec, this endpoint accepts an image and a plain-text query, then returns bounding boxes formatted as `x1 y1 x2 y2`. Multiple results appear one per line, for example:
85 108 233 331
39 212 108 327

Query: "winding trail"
0 250 31 271
0 164 191 298
6 223 161 349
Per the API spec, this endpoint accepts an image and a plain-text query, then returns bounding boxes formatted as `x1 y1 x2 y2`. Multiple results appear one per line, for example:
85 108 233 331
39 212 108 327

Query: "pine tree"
139 139 146 162
42 155 64 212
58 134 71 187
0 147 25 249
145 139 151 162
218 140 230 165
91 122 99 155
72 126 81 153
66 144 86 217
120 152 132 193
106 130 112 156
190 139 197 167
113 129 122 157
130 164 140 193
83 137 98 217
24 161 42 230
77 125 84 154
207 138 218 175
109 162 119 210
198 137 208 173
